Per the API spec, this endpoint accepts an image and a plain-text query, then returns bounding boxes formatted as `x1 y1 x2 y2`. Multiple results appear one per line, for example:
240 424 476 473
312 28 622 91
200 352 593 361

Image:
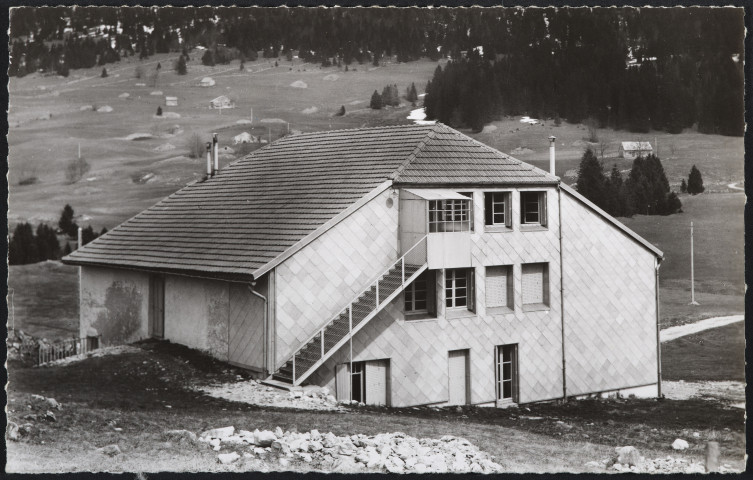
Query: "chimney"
206 141 212 177
212 133 219 175
77 227 82 250
548 135 556 176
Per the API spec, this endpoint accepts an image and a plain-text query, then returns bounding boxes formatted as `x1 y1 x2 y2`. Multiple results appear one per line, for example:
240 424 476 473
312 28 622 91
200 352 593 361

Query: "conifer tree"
176 55 187 75
680 179 687 193
576 147 608 210
58 204 77 237
687 165 705 194
101 67 108 78
156 106 163 116
370 90 382 109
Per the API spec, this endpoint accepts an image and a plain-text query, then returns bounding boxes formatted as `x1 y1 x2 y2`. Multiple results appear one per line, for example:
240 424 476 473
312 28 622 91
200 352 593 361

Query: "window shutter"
484 193 493 225
426 270 437 316
539 192 548 227
467 269 476 313
486 266 509 307
505 193 512 227
522 264 544 304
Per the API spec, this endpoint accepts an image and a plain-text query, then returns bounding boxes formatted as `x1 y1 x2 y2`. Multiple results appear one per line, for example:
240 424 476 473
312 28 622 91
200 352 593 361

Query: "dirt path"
660 314 744 343
727 182 744 191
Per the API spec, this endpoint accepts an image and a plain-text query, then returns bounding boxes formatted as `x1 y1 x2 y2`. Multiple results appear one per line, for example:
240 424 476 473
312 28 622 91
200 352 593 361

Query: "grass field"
621 193 745 326
662 322 745 382
6 340 745 473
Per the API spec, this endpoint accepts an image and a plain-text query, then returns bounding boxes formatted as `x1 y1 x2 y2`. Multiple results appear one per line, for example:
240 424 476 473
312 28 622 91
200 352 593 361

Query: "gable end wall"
561 192 659 395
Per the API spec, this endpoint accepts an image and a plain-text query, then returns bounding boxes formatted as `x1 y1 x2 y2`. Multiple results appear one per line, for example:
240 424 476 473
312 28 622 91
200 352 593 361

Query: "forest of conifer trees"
9 7 743 136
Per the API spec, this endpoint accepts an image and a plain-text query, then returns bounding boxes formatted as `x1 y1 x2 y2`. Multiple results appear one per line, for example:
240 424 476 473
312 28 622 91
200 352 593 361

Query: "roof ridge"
389 123 440 181
281 123 433 139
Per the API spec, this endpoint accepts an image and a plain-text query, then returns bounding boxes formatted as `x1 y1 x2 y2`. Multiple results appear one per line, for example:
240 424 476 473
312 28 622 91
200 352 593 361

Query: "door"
448 349 470 405
150 275 164 338
228 283 265 371
496 344 518 404
365 359 390 406
336 363 351 401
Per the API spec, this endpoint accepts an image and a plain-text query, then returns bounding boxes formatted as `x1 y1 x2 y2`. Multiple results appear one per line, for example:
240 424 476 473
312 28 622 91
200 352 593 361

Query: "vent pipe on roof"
205 141 212 177
212 133 219 175
549 135 556 176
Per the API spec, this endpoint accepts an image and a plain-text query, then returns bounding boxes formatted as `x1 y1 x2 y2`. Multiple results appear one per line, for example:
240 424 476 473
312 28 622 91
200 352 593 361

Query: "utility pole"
78 143 81 159
689 221 700 305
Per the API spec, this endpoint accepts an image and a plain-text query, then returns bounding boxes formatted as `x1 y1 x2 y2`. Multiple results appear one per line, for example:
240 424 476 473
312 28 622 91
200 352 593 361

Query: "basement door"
448 349 470 405
335 360 390 406
228 283 265 371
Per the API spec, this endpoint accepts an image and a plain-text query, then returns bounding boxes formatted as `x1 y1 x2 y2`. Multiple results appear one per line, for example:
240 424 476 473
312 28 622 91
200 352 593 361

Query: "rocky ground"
183 425 503 473
197 381 346 412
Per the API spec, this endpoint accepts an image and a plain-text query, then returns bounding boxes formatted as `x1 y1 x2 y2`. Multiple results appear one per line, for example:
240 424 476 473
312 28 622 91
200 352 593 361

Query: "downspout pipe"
557 183 567 401
248 282 268 376
655 257 663 398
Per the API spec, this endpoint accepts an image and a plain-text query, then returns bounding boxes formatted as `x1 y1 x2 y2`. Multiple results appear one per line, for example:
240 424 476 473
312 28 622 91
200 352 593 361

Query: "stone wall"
164 275 230 361
80 266 150 345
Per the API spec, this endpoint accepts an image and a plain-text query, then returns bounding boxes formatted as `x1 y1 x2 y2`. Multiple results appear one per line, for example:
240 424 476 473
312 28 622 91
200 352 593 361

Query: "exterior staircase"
269 236 428 386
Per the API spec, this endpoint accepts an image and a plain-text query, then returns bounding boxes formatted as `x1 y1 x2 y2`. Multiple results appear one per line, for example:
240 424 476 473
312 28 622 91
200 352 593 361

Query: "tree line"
9 205 107 266
8 8 742 137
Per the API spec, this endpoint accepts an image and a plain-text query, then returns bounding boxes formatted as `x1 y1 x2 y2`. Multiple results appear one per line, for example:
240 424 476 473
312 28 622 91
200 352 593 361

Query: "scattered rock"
218 452 240 464
164 429 197 444
201 426 235 440
302 106 318 115
118 92 130 98
45 398 61 410
7 422 19 441
98 444 121 457
290 80 308 88
44 411 56 422
323 74 340 81
236 119 253 124
150 90 163 96
97 105 113 113
254 430 277 447
672 439 689 450
615 446 641 466
155 143 176 152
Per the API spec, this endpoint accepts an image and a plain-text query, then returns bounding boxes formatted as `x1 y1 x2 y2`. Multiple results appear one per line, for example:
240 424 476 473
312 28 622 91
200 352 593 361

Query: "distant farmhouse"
619 141 653 159
200 77 216 87
233 132 257 144
64 124 663 408
210 95 234 109
165 96 178 107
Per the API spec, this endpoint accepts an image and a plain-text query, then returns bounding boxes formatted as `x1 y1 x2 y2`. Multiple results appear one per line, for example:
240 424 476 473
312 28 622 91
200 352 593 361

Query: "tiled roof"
63 124 556 278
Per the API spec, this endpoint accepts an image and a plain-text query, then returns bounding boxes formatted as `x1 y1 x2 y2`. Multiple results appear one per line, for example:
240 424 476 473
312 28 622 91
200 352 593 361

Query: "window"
496 344 518 403
522 263 549 309
429 198 471 232
520 191 547 227
484 192 511 228
486 266 513 310
445 268 475 312
404 271 437 317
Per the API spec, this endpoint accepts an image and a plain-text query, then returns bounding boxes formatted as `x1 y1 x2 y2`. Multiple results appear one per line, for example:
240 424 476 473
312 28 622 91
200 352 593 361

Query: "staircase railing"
282 235 428 385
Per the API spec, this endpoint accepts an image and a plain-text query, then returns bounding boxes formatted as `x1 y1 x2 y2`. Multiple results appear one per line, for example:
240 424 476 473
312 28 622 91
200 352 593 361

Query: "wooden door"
150 275 164 338
365 359 389 406
448 349 470 405
228 283 265 370
336 363 351 401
